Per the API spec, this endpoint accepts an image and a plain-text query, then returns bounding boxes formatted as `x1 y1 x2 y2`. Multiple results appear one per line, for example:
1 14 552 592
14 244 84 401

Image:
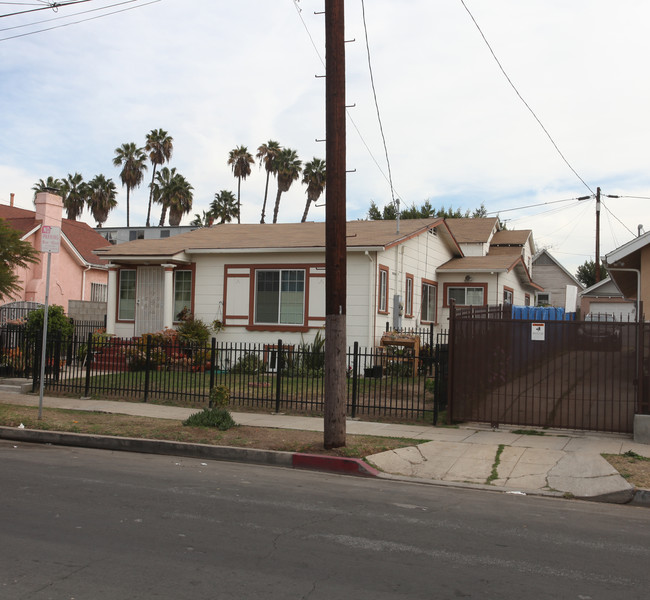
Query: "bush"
176 313 211 347
183 406 235 430
25 305 73 341
209 385 230 408
231 353 264 374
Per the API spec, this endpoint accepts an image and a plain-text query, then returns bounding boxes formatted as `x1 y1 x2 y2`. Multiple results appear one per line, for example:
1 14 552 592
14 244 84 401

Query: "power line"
360 0 396 209
0 0 159 41
486 195 586 215
0 0 141 32
291 0 404 206
1 0 94 18
601 199 636 237
458 0 595 196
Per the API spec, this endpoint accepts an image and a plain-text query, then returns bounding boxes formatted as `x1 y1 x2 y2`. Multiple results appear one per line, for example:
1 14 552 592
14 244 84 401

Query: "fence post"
351 341 359 419
143 335 151 403
209 337 216 399
31 333 41 393
446 300 456 425
83 332 93 398
275 339 282 413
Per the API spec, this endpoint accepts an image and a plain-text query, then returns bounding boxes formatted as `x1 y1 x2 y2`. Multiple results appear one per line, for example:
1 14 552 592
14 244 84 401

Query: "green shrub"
25 305 73 340
176 313 211 347
231 353 264 374
183 406 235 430
209 385 230 408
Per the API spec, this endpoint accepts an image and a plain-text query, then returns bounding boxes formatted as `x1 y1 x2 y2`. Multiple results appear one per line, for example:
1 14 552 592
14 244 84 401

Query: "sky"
1 0 649 277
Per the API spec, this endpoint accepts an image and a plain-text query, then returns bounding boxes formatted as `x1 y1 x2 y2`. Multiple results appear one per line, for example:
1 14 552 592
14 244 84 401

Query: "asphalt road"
1 440 650 600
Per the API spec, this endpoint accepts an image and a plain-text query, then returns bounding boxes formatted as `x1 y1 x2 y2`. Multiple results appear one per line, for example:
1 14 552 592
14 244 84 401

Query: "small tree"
576 260 608 288
0 218 38 301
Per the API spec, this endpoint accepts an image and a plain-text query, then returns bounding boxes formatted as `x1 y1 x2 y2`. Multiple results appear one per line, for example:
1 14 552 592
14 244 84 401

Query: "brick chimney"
10 192 14 207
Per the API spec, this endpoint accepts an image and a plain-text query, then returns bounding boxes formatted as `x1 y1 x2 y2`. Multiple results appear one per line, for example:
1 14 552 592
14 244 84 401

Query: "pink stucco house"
0 192 109 310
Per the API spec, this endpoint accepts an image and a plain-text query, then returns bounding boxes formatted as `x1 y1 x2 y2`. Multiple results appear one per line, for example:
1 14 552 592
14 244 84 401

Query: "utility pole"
324 0 347 449
595 186 601 283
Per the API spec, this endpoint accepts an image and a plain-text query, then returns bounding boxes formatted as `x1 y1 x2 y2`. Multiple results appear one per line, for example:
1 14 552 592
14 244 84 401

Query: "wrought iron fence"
0 327 449 423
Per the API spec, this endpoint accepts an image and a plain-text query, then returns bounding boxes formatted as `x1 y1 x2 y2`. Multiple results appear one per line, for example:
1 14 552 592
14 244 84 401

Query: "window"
405 275 414 317
421 281 437 323
447 286 484 306
160 230 171 239
118 270 136 320
129 230 145 241
378 265 389 313
537 292 550 306
90 282 107 303
174 270 192 320
525 294 531 306
503 287 513 304
255 269 305 325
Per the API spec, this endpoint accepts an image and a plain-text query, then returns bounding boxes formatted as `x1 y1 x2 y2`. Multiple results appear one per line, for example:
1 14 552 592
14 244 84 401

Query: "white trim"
606 230 650 264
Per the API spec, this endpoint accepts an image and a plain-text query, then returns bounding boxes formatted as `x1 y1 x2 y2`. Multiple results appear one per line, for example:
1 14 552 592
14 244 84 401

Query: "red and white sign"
41 225 61 253
531 322 545 341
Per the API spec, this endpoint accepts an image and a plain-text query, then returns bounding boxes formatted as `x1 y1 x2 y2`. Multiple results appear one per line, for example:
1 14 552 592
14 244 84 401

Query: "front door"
135 266 164 336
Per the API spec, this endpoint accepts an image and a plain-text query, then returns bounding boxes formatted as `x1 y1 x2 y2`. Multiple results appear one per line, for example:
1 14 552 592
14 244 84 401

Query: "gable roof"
437 255 543 291
445 218 499 243
532 249 584 289
490 229 532 246
95 218 462 260
604 231 650 298
0 203 108 266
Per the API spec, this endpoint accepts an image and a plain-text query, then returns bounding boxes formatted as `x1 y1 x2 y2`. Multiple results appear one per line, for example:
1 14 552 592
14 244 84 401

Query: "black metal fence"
448 304 647 433
1 325 449 424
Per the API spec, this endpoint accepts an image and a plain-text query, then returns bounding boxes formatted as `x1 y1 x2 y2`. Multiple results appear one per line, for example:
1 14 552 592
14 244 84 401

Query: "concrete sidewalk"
1 391 650 505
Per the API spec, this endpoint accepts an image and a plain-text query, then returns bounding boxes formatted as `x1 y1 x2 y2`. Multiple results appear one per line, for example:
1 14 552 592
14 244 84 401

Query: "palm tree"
151 166 176 227
113 142 148 227
86 174 117 227
32 177 62 201
256 140 281 224
167 174 193 227
59 173 87 220
227 145 254 224
210 190 239 224
300 158 326 222
190 210 214 228
272 148 302 224
144 128 173 227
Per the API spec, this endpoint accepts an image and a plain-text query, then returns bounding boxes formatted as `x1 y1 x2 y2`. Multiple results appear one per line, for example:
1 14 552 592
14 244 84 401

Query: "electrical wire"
291 0 405 206
458 0 595 196
0 0 94 18
601 200 636 237
0 0 141 32
360 0 396 210
486 195 586 215
0 0 159 41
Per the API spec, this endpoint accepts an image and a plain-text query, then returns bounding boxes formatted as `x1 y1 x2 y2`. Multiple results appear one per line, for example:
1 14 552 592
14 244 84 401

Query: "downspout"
606 267 641 322
81 265 91 301
365 250 375 348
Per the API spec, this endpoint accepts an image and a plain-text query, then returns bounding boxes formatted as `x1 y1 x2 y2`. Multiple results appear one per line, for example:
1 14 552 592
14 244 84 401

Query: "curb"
0 426 378 478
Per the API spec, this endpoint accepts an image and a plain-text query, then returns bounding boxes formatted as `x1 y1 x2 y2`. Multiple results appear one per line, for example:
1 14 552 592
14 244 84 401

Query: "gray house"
531 249 583 310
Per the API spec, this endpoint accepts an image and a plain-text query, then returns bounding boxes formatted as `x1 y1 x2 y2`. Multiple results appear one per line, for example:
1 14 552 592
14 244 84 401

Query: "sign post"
38 226 61 419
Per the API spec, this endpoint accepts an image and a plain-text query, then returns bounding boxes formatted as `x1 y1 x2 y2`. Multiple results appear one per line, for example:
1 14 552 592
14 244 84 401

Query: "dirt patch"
603 453 650 490
0 403 421 458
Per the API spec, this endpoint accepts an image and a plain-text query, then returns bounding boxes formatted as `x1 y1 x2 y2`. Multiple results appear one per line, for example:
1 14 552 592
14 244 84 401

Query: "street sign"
41 225 61 253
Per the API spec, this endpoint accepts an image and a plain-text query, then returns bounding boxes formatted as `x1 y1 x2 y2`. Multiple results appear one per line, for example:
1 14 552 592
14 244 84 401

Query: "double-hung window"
255 269 305 325
118 270 136 320
422 281 437 323
405 275 414 317
448 286 484 306
174 270 192 320
378 266 389 313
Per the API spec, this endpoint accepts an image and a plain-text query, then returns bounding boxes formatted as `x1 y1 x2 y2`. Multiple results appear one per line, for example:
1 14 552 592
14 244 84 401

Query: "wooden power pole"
324 0 347 449
595 186 601 283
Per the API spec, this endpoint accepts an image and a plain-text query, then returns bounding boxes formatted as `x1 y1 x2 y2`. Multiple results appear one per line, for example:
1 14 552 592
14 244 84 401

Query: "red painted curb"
292 453 379 477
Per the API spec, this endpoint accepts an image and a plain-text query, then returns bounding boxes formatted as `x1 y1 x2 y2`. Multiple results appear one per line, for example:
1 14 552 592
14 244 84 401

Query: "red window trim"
421 278 438 324
378 264 389 314
405 273 414 318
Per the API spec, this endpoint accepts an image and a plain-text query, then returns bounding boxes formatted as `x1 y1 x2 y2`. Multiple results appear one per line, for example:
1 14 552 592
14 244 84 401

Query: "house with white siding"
95 218 542 347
